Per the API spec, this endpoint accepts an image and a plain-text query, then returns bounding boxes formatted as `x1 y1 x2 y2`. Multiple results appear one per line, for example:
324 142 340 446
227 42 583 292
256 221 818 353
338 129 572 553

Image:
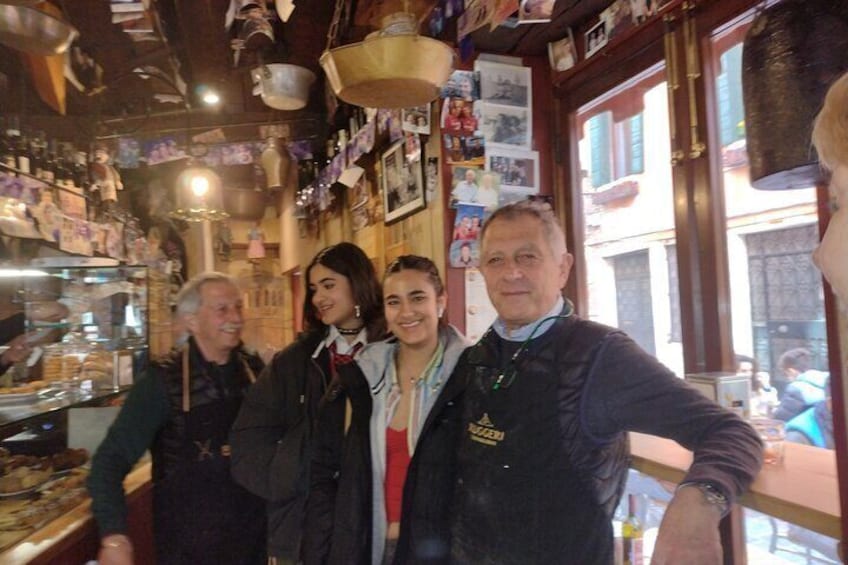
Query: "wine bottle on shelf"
55 150 70 187
43 140 57 184
30 133 44 180
0 118 14 171
622 494 643 565
15 131 31 175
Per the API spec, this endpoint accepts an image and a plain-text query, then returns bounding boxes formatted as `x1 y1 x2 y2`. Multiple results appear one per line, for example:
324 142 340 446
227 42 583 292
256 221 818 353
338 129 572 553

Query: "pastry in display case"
0 263 149 553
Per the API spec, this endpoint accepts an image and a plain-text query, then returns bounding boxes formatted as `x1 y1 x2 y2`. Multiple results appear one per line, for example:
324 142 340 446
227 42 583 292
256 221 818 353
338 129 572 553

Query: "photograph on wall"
441 97 480 136
348 120 376 164
389 109 404 143
382 141 426 224
443 134 485 165
548 29 578 72
518 0 555 24
585 19 609 58
486 146 539 192
477 61 532 108
449 239 480 269
116 137 141 168
405 132 422 164
349 175 370 211
440 70 480 101
352 205 370 232
402 104 432 135
425 156 439 202
144 136 187 165
452 202 486 242
601 0 635 40
479 103 531 149
450 166 482 206
448 167 501 211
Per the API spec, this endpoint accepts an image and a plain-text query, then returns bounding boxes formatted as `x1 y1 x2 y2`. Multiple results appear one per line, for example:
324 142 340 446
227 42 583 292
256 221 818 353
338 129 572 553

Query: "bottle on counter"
622 494 643 565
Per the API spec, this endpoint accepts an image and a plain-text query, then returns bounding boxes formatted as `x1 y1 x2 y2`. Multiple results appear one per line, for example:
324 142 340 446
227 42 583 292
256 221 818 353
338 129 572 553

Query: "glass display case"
0 264 149 553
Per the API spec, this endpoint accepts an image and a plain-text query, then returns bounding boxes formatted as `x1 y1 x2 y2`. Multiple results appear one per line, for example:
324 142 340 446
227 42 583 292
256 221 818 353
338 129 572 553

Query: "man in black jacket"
88 272 266 565
397 201 763 564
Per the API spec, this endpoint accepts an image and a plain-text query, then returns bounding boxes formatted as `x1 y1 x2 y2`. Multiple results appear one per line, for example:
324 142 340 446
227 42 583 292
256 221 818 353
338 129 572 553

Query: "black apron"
154 357 266 564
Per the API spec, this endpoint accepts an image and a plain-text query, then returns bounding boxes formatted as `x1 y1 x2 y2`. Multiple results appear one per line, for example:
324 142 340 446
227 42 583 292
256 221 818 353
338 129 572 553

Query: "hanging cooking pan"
0 4 78 56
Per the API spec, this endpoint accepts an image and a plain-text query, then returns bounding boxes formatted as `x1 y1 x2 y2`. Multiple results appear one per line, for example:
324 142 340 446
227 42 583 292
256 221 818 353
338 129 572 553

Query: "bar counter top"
630 432 840 539
0 462 152 564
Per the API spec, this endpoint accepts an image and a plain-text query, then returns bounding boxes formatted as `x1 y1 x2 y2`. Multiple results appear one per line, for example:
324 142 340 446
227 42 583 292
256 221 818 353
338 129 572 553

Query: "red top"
385 427 411 523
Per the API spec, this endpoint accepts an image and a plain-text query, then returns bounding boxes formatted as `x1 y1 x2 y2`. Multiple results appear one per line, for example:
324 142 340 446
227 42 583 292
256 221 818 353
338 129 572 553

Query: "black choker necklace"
338 326 364 336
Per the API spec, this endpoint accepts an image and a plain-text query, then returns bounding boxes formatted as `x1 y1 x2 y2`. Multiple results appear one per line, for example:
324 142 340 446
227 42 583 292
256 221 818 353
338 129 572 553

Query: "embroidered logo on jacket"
467 412 505 446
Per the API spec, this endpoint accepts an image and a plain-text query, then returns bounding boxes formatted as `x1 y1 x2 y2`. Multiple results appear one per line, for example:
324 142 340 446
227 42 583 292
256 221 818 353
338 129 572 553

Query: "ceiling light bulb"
202 91 220 105
191 176 209 197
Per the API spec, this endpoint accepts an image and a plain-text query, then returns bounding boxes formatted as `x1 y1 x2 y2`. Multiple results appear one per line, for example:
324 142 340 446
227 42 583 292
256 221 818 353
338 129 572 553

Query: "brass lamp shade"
171 166 230 222
320 34 454 109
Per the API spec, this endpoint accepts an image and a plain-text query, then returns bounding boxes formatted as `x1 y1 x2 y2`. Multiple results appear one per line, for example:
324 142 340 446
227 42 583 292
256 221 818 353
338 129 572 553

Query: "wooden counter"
630 432 841 539
0 462 153 564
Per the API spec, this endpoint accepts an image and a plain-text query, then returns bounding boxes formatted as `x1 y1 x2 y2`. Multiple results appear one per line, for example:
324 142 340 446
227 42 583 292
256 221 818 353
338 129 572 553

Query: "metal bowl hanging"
320 11 454 109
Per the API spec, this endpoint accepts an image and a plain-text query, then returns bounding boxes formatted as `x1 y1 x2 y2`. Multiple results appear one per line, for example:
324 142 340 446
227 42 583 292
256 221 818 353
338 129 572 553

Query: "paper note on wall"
464 268 497 343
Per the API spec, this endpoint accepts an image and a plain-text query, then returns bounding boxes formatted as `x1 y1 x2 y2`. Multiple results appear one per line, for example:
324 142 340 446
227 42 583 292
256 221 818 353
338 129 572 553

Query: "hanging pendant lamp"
742 0 848 190
320 11 454 109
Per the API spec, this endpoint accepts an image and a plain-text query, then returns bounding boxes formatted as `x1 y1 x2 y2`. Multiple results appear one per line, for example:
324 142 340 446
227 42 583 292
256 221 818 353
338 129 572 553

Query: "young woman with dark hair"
304 255 468 565
230 242 385 564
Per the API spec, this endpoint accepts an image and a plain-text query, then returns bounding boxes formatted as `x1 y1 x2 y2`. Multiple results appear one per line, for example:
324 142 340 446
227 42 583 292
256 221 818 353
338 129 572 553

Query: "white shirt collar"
312 325 368 358
492 296 566 342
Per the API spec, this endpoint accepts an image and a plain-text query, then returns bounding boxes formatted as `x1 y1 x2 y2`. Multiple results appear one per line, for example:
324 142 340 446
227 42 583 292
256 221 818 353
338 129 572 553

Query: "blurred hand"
1 335 31 366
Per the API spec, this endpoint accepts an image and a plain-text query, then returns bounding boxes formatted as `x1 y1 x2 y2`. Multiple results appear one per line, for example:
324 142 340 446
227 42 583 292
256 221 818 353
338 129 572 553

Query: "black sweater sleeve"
581 333 763 503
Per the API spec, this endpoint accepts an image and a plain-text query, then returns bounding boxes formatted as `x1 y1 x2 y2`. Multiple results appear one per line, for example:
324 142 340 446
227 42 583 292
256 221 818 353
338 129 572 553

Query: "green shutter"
718 44 745 146
589 112 611 188
629 113 644 174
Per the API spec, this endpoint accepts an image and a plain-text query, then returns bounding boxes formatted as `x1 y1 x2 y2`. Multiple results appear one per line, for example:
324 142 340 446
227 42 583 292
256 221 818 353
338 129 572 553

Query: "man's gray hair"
480 200 567 257
175 271 240 318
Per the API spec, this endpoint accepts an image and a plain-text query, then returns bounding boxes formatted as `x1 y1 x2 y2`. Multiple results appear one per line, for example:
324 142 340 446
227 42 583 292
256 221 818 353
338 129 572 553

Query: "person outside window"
772 348 829 422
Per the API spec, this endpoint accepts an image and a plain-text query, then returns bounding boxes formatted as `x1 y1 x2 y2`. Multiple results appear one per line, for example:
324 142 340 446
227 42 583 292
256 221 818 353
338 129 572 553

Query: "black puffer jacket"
230 330 331 560
302 361 373 565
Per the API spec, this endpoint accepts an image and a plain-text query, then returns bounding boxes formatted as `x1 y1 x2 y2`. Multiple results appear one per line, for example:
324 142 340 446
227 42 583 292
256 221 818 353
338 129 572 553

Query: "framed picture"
479 102 532 149
485 146 539 193
518 0 555 24
585 19 609 58
402 104 432 135
381 141 426 224
548 29 577 72
476 60 532 108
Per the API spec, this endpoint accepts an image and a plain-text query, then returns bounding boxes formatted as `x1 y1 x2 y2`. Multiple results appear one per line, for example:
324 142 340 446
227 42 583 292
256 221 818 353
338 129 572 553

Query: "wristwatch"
677 481 730 517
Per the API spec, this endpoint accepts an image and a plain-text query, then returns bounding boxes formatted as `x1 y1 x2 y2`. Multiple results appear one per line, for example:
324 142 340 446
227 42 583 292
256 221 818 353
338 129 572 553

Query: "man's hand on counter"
650 485 723 564
98 534 133 565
